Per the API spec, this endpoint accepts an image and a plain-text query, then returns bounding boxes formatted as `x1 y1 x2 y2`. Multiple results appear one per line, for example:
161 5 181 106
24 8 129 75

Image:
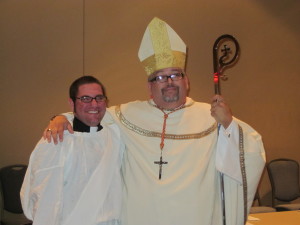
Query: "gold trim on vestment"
115 105 218 140
238 125 247 224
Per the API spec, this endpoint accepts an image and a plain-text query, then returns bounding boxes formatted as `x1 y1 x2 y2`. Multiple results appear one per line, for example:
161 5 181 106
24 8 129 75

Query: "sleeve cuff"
216 120 242 183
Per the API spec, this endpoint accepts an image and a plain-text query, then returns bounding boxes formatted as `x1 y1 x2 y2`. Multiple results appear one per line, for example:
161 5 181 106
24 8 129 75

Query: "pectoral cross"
154 156 168 180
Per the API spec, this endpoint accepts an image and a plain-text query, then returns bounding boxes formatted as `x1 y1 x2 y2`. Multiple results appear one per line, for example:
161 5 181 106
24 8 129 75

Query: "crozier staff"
212 33 248 225
44 17 265 225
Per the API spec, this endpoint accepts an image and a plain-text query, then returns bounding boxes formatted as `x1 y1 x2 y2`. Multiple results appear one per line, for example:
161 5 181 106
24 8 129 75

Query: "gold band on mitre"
138 17 187 76
141 51 186 76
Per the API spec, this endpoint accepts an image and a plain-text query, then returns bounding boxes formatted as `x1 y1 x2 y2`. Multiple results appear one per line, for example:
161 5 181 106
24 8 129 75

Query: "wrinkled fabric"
106 98 265 225
21 123 123 225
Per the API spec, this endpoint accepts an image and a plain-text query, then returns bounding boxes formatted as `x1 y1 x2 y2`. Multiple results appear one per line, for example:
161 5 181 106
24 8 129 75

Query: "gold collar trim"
147 100 190 112
115 104 217 140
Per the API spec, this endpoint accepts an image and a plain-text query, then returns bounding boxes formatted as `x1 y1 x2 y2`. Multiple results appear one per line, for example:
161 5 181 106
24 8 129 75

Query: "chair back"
253 191 262 206
0 164 27 214
267 158 300 207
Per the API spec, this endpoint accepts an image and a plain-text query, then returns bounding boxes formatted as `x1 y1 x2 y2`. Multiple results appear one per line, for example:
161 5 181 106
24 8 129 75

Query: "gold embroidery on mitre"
142 51 186 76
140 18 186 76
150 18 171 56
115 105 218 140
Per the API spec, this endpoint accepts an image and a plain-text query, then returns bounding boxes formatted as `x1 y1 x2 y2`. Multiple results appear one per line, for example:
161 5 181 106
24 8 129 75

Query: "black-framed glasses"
76 95 107 103
149 73 185 83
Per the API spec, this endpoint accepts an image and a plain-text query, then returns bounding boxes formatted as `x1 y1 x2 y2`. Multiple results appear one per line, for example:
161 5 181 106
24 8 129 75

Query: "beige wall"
1 0 300 205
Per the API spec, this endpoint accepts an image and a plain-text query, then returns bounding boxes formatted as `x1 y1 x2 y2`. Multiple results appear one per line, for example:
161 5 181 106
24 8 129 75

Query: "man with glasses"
21 76 123 225
44 18 265 225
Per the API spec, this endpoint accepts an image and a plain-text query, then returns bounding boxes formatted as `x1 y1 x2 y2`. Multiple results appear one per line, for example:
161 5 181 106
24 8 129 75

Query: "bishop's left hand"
210 95 233 129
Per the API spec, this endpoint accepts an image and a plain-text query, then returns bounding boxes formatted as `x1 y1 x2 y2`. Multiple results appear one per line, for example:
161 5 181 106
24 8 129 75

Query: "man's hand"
43 115 74 144
210 95 233 129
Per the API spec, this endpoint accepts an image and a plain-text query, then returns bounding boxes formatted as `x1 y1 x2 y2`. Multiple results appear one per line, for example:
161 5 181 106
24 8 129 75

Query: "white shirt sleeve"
215 120 242 183
20 140 65 225
61 112 74 124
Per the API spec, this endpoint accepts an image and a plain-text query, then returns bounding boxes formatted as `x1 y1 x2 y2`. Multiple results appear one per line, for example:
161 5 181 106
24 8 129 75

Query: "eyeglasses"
149 73 185 83
76 95 107 103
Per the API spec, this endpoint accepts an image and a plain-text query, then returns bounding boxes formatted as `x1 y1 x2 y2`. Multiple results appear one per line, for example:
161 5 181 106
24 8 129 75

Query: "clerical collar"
73 117 103 133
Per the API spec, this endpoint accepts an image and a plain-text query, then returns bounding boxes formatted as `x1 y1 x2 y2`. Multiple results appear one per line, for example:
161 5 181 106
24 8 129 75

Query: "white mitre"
138 17 187 76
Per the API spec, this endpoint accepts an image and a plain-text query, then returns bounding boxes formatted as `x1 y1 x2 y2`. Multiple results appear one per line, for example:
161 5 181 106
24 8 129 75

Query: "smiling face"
148 67 189 109
69 83 106 127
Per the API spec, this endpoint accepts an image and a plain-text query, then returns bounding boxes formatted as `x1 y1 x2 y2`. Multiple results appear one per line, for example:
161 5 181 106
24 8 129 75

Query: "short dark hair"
69 75 106 102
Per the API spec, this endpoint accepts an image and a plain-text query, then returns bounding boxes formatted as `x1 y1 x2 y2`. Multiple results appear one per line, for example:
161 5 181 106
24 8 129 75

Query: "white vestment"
21 123 124 225
104 97 265 225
